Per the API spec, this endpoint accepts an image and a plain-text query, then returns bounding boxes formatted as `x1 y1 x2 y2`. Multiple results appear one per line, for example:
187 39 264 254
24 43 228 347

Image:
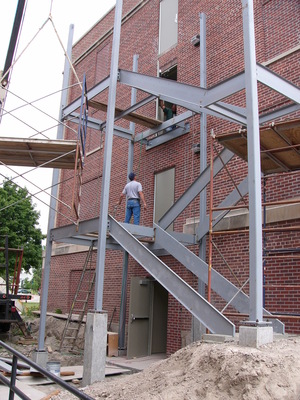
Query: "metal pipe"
207 132 214 304
0 340 93 400
224 312 300 320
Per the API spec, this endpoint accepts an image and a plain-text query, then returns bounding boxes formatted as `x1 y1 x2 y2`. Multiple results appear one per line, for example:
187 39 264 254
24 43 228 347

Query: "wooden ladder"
59 242 96 352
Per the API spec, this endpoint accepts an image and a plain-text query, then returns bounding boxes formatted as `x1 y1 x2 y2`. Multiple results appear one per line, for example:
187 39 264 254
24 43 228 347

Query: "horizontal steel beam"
68 112 133 140
119 70 246 124
135 110 193 142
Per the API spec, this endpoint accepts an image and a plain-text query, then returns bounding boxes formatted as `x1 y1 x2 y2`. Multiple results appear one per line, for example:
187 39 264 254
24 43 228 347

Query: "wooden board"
89 100 162 128
0 137 78 169
216 119 300 174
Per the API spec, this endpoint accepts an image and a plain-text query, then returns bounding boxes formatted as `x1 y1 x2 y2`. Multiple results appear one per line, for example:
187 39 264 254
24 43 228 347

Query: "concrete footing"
82 311 107 387
239 325 273 348
32 349 48 369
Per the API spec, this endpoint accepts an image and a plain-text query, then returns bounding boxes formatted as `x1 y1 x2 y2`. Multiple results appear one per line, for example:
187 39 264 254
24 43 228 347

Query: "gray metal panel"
109 216 235 336
158 148 234 230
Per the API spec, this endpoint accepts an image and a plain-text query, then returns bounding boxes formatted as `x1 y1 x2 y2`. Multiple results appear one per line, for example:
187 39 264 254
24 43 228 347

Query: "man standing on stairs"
118 172 147 225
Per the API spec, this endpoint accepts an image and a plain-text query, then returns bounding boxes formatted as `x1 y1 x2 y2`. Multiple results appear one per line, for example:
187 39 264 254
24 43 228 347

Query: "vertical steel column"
119 54 138 349
128 54 139 175
242 0 263 322
198 13 207 296
94 0 123 310
37 25 74 351
193 13 207 341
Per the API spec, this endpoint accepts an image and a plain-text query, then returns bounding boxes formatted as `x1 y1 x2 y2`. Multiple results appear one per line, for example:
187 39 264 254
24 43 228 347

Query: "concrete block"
202 334 234 343
32 350 48 369
239 326 273 348
82 311 107 387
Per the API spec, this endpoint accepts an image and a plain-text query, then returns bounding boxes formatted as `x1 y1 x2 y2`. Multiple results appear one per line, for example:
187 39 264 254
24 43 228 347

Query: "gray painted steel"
109 216 235 336
256 64 300 104
154 224 284 333
242 0 263 322
38 25 75 353
135 110 193 142
197 176 249 240
158 148 234 230
62 76 110 119
94 0 123 311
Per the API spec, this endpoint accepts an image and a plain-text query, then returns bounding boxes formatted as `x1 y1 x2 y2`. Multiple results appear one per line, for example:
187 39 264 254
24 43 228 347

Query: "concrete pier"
82 311 107 387
239 325 273 348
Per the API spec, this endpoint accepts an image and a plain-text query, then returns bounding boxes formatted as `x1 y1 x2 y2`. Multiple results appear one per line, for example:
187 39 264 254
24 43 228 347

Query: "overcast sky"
0 0 116 235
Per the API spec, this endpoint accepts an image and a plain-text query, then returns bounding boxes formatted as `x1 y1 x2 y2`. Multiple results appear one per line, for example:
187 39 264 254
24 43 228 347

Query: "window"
158 65 177 122
154 168 175 232
159 0 178 55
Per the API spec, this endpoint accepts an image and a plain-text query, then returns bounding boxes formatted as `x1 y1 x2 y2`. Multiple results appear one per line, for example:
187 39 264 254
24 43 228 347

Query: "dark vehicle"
17 288 31 294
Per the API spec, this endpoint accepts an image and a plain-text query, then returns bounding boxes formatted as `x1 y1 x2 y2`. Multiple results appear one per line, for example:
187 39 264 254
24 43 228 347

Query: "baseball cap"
128 172 136 181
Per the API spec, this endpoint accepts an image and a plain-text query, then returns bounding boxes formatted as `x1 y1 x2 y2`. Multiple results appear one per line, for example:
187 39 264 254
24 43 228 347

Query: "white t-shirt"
122 180 142 199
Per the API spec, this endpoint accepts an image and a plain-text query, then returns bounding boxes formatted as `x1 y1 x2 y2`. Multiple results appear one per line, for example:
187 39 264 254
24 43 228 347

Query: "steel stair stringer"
108 215 235 336
154 223 284 334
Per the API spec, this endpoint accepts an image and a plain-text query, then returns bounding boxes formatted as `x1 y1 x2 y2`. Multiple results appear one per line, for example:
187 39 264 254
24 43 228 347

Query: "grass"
22 302 40 318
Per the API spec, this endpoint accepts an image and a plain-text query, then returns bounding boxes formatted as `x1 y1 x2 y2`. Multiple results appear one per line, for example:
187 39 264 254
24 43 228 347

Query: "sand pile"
51 335 300 400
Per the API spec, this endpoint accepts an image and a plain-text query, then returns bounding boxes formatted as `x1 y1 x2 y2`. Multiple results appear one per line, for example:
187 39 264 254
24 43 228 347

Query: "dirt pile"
51 335 300 400
0 316 85 366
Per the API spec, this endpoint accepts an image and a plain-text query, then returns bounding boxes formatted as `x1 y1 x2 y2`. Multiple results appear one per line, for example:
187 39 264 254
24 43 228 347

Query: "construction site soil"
1 316 300 399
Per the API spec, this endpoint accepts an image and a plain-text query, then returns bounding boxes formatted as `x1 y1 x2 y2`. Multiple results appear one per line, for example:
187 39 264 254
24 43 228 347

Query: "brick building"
46 0 300 356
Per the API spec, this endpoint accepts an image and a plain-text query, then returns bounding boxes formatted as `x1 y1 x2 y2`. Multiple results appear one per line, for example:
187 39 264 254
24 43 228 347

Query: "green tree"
0 180 44 275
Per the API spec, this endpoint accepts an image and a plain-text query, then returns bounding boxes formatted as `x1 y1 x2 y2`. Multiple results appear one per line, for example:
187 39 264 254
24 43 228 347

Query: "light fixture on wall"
191 34 200 47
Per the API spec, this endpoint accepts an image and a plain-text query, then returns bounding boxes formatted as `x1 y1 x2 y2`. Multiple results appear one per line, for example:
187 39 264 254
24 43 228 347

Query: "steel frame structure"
37 0 300 351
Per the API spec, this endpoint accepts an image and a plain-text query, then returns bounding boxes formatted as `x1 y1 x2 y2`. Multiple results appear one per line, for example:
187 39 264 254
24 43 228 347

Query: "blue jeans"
125 199 140 225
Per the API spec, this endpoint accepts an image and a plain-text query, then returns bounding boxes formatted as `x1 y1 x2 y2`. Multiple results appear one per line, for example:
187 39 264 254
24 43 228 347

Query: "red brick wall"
48 0 300 354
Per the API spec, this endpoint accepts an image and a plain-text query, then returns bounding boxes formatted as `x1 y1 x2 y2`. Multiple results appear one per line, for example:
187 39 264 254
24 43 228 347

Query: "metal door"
127 277 152 358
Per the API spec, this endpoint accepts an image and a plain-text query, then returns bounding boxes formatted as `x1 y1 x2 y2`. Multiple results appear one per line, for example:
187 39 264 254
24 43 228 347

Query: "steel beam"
109 216 235 336
62 76 110 119
146 124 189 149
158 148 234 230
135 110 193 142
100 94 156 130
197 176 249 240
68 112 132 140
256 64 300 104
201 72 246 107
119 69 247 124
154 224 284 333
38 25 75 353
259 103 300 124
243 0 263 322
94 0 123 311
